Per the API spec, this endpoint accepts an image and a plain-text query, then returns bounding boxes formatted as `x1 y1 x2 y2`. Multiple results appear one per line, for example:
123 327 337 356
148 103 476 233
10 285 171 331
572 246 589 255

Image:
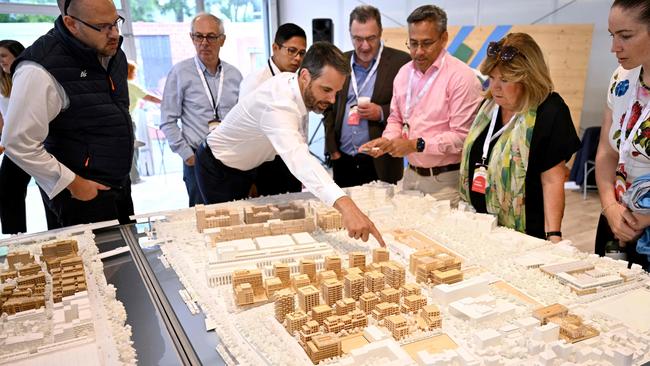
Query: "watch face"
417 138 425 152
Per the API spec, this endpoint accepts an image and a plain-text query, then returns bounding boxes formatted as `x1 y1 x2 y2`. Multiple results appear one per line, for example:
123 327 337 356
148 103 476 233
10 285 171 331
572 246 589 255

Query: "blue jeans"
183 157 205 207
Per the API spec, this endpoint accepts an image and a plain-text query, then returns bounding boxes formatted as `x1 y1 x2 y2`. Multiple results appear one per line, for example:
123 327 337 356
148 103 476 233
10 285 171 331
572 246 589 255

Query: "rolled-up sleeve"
160 67 194 161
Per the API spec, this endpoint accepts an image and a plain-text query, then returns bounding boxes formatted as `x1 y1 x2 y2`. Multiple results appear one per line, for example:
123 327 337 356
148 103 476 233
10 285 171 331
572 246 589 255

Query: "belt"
408 163 460 177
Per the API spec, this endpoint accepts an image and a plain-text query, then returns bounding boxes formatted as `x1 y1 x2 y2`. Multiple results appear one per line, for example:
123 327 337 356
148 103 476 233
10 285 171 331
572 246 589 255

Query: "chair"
147 124 167 175
569 126 601 200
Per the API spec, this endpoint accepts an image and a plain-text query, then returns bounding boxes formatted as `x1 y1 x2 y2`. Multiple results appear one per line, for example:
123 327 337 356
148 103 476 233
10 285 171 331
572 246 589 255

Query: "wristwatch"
416 137 425 152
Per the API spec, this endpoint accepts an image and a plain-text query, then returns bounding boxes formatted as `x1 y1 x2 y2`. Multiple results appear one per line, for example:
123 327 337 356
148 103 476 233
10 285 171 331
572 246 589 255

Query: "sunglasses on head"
487 41 519 62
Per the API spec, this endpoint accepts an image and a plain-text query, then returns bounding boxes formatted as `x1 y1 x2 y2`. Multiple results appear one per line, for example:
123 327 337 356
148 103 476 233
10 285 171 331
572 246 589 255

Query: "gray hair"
191 13 224 34
407 5 447 34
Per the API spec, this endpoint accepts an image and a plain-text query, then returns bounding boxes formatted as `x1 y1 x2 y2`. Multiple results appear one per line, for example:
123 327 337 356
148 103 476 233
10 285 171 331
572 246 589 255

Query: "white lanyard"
618 81 650 165
481 105 518 162
194 56 225 120
350 42 383 102
404 55 446 123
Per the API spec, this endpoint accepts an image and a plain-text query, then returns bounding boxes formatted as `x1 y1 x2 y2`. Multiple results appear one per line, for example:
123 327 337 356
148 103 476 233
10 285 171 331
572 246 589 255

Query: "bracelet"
545 231 562 239
601 202 618 215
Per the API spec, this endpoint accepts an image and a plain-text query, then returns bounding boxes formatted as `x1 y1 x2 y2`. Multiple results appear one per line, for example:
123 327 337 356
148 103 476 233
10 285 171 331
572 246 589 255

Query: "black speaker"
312 18 333 43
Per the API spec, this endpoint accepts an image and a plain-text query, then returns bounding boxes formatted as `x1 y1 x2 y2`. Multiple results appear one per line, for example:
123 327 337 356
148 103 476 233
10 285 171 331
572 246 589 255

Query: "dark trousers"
595 214 649 270
40 180 135 229
183 157 205 207
0 155 32 234
195 142 256 204
332 152 378 188
255 155 302 196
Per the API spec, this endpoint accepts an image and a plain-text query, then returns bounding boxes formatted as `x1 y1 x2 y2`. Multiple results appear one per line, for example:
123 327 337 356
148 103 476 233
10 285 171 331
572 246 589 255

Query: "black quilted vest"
13 16 133 188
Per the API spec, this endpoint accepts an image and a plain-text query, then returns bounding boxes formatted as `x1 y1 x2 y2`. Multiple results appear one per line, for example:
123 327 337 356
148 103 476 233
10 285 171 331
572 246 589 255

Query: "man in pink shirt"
360 5 481 204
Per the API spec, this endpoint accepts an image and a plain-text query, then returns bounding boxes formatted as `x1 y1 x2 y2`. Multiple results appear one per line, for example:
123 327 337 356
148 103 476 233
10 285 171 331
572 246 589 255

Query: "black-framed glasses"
405 38 439 51
352 35 379 45
69 15 124 34
486 41 519 62
277 44 306 58
191 33 224 44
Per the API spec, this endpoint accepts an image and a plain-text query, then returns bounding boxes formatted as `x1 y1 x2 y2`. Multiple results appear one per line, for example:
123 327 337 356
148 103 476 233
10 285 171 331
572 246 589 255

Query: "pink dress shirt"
383 49 482 168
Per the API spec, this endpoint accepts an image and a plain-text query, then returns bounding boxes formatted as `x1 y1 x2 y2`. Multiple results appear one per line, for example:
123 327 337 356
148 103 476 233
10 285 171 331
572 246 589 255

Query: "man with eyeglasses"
323 5 410 188
360 5 481 205
239 23 307 197
2 0 135 228
160 13 242 207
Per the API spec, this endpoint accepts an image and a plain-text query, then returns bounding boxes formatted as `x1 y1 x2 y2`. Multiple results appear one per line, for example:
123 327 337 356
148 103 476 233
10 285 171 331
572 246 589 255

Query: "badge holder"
471 160 488 194
348 105 360 126
208 119 221 131
614 164 628 202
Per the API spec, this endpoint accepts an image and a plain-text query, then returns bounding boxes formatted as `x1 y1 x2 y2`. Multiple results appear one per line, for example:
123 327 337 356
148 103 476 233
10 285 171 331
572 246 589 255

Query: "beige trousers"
401 168 460 206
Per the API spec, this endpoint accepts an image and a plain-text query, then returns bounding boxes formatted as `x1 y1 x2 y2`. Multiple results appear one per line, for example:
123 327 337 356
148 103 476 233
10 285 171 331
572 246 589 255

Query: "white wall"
278 0 619 133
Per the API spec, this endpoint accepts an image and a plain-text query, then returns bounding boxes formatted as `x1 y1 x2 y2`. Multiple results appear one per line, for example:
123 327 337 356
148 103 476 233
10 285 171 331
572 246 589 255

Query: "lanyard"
268 58 276 77
404 55 446 123
618 80 650 165
481 105 518 163
194 56 224 120
350 42 383 102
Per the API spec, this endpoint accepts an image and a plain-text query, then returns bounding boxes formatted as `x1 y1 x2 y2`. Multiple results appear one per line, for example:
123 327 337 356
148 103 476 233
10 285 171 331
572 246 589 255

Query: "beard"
303 81 330 114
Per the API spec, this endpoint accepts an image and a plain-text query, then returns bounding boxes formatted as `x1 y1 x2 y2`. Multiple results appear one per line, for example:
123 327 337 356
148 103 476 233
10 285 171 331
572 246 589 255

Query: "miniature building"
300 259 317 284
273 263 291 288
431 268 463 285
359 292 379 314
299 320 321 344
292 274 312 291
206 217 316 244
274 289 295 322
410 249 462 284
385 314 409 340
41 240 78 263
234 283 254 306
371 302 399 321
401 283 421 298
323 315 345 334
364 271 385 293
315 207 343 231
311 304 333 325
381 262 406 289
372 248 389 263
6 251 34 270
342 266 363 277
297 285 320 313
321 279 343 306
343 273 364 300
349 309 368 329
418 304 442 330
335 297 356 315
265 277 284 298
286 310 309 334
317 270 337 287
533 303 569 325
195 204 240 232
243 204 306 224
379 288 400 304
348 252 366 272
401 294 427 314
324 256 342 279
551 314 600 343
305 333 341 364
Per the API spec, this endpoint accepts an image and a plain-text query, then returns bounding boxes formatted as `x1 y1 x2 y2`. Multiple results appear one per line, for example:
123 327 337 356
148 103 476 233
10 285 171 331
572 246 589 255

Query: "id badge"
614 163 628 201
208 119 221 131
401 122 409 139
348 106 360 126
471 164 488 194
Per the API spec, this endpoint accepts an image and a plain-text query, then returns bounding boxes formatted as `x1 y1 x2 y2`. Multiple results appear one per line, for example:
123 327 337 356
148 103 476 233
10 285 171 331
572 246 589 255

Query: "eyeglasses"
191 33 224 44
405 38 439 51
352 35 379 45
277 44 306 58
486 42 520 62
69 15 124 34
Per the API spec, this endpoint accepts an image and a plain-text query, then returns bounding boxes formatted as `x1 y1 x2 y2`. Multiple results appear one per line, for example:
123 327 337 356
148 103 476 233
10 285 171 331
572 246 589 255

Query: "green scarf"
459 98 537 232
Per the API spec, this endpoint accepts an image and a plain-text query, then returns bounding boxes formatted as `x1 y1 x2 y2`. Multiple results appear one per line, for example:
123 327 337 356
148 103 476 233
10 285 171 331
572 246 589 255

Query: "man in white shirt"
239 23 307 197
195 42 385 245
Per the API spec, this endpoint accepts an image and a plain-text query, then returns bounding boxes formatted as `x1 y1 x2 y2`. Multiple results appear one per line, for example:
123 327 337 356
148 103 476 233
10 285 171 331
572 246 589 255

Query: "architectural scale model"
146 182 650 365
0 235 135 365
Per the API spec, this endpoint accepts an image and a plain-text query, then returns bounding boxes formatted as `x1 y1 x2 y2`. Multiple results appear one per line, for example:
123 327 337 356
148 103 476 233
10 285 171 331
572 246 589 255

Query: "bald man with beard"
2 0 134 228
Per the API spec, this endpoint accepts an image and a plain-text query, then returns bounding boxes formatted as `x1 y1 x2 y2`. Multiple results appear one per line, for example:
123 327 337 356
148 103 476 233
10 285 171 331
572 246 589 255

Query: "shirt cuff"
320 183 347 207
45 165 76 199
179 146 195 162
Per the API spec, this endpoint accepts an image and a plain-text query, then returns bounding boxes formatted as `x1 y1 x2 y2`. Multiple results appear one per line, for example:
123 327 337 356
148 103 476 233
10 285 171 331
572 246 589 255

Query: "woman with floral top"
595 0 650 268
458 32 580 242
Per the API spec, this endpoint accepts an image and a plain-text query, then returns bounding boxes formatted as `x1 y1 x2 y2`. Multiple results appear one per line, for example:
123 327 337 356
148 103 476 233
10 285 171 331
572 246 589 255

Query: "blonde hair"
480 32 553 112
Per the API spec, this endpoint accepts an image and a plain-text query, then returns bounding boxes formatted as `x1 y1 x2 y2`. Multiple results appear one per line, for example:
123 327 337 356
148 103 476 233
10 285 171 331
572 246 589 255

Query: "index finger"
369 224 386 247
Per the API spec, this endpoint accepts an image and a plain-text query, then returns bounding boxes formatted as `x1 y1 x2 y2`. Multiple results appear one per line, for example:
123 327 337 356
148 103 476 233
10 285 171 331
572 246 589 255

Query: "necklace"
640 67 650 91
